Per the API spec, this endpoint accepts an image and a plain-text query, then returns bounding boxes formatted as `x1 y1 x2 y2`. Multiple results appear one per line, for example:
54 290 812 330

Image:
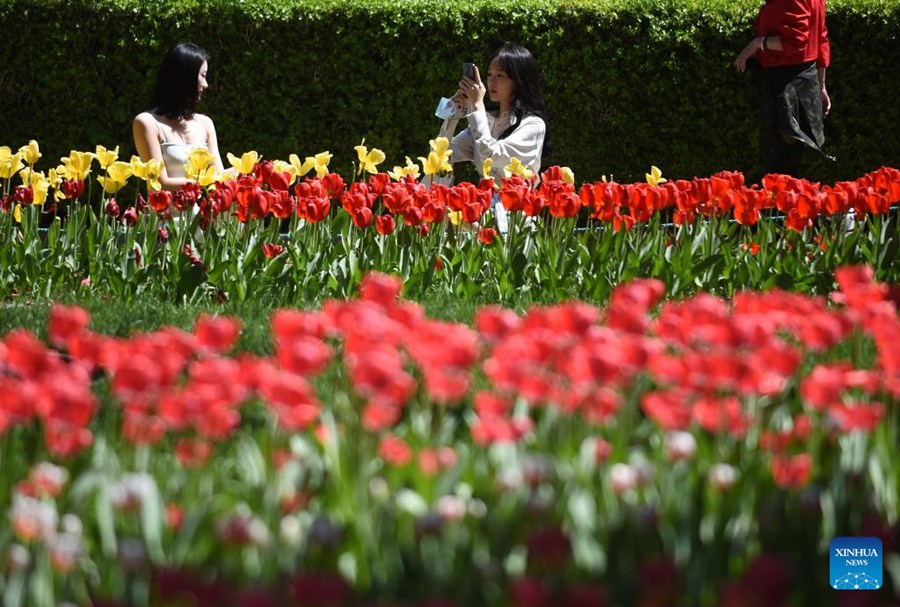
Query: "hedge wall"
0 0 898 184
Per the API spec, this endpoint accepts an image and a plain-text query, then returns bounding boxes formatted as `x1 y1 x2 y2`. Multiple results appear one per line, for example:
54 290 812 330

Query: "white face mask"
434 97 464 120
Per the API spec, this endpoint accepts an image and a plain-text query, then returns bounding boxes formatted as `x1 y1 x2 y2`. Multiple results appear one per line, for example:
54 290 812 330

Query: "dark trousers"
752 60 822 179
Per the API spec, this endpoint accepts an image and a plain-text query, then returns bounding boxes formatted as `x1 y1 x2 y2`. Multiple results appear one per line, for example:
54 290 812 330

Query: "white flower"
48 532 83 574
609 463 638 495
29 462 69 497
109 473 155 512
467 499 488 519
7 544 30 573
665 431 697 462
368 477 390 502
280 516 303 547
708 463 738 491
436 495 467 522
61 513 83 537
10 494 57 543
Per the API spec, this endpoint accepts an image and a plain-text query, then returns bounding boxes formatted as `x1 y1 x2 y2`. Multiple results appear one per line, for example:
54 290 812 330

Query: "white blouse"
450 108 546 183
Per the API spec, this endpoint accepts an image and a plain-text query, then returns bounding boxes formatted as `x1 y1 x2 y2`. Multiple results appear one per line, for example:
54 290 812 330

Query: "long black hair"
148 42 209 120
491 43 547 141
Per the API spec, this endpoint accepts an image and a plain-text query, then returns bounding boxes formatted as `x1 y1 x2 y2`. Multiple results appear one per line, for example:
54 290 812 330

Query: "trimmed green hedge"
0 0 898 184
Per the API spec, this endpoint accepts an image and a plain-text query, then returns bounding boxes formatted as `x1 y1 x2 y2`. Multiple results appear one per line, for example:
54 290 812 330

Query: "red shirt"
755 0 830 68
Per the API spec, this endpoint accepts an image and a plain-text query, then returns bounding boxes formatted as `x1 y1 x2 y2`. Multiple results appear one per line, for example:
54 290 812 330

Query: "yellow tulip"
288 154 314 178
49 167 66 202
16 169 50 205
186 148 217 181
109 161 134 182
97 161 133 194
13 203 21 223
311 151 333 178
18 167 41 186
32 175 50 206
0 147 24 179
18 167 33 186
95 145 119 170
354 141 386 176
269 160 297 186
272 159 294 174
196 165 224 188
504 157 533 179
431 136 451 155
131 156 164 191
646 165 667 187
227 151 259 175
561 166 575 184
19 140 41 165
482 158 493 179
60 151 94 181
418 136 453 177
388 157 421 181
419 151 450 177
48 167 62 187
448 210 462 226
429 137 453 172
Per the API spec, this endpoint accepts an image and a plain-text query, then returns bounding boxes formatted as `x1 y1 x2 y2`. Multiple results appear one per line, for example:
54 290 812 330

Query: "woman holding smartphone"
133 42 226 191
451 42 547 232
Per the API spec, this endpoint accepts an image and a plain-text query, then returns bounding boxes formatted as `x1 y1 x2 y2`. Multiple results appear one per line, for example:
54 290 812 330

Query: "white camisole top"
154 116 207 179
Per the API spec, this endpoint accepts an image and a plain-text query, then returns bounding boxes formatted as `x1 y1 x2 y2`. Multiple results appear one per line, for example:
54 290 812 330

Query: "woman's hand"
458 66 486 112
821 86 831 117
734 38 762 72
451 91 468 115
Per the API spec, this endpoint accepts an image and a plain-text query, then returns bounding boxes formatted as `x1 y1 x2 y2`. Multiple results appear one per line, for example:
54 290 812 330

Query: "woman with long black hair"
450 42 548 231
133 42 226 191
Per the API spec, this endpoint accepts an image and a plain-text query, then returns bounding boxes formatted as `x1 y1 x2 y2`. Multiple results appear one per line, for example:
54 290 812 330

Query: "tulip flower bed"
1 140 898 305
1 267 898 606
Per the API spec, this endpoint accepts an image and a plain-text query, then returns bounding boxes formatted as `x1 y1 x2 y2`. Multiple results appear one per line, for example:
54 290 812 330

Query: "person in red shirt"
734 0 832 178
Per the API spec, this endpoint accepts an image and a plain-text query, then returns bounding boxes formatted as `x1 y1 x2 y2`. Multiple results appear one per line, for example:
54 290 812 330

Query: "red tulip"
261 242 285 258
375 214 395 235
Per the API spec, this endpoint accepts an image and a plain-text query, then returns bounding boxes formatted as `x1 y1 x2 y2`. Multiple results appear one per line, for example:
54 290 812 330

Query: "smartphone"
463 62 476 79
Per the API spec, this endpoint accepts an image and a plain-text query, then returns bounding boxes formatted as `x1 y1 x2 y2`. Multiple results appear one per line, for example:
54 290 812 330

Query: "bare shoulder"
195 113 216 129
133 111 158 130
